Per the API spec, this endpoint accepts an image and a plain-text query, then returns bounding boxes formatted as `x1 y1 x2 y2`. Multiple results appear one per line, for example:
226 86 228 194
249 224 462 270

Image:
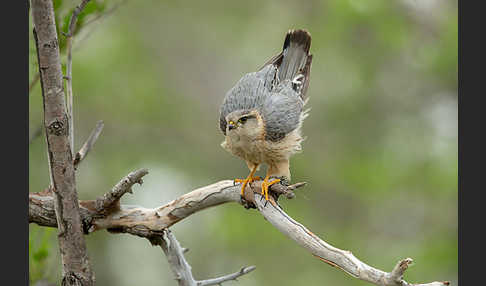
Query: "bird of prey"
219 29 312 201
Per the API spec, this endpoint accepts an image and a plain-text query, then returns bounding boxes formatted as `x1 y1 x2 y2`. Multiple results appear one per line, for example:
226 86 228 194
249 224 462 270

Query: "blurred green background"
29 0 458 285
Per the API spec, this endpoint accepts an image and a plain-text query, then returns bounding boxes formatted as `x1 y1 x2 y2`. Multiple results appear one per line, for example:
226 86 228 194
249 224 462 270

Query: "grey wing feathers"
262 84 303 142
260 29 311 141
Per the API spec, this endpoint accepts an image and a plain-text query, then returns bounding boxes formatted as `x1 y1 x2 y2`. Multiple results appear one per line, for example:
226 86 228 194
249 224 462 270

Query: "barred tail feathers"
278 29 312 99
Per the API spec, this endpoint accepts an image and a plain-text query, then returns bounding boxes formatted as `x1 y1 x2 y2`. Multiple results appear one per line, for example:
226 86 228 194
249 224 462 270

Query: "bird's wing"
261 84 304 142
260 29 312 142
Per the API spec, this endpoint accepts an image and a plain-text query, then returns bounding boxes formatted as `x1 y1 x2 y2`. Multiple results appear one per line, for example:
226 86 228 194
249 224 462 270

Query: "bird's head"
225 109 263 141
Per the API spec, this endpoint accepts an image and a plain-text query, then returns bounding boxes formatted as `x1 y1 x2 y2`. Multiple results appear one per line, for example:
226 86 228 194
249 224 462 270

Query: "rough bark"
29 177 448 286
31 0 94 284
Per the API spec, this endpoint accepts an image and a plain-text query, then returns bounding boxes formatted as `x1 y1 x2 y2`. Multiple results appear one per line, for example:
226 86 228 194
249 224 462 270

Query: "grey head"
219 29 312 142
224 109 264 142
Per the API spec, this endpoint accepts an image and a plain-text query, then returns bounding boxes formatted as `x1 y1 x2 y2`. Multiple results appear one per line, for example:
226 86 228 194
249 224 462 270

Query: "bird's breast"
221 126 304 165
222 133 265 164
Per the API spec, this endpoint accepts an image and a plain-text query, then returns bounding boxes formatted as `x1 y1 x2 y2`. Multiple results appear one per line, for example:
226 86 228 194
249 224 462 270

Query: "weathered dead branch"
73 120 104 168
29 174 448 286
149 229 255 286
197 265 256 286
92 168 148 215
64 0 92 156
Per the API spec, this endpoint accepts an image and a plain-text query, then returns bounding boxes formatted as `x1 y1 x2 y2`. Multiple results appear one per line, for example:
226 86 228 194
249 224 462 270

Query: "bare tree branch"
93 168 148 215
31 0 94 284
248 188 449 286
65 0 92 38
73 120 104 168
152 229 197 286
197 266 256 286
65 0 92 157
150 229 255 286
29 177 448 286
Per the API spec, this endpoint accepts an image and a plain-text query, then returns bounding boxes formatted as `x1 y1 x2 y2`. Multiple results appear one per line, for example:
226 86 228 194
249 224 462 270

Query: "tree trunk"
31 0 94 284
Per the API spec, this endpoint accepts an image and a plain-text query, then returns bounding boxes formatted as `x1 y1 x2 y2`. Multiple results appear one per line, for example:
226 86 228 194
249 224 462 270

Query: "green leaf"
33 248 49 262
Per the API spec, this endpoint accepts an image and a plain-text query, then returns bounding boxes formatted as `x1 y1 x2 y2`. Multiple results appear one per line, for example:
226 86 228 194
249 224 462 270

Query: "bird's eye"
238 116 248 124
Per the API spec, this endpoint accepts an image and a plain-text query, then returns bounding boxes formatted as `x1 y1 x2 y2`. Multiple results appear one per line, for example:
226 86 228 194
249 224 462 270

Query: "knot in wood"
48 120 66 136
43 39 58 49
61 272 83 286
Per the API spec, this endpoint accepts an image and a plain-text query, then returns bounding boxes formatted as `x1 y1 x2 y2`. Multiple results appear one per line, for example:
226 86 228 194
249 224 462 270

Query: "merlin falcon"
219 29 313 201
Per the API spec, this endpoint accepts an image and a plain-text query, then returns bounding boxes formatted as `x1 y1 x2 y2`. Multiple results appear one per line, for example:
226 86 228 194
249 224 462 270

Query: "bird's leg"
261 173 281 201
234 164 261 197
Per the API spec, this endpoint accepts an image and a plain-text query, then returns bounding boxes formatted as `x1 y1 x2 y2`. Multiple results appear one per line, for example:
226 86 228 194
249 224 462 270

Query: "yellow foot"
261 176 281 201
234 176 261 196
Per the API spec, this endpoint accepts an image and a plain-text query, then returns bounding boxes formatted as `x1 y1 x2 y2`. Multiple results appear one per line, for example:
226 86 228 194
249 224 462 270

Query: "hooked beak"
228 122 236 131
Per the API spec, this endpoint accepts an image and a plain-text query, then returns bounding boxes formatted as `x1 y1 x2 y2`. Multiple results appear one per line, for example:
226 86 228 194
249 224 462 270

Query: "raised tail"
260 29 313 100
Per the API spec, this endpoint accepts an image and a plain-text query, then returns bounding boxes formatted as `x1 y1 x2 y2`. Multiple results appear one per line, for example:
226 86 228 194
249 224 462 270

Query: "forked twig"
73 120 104 168
151 229 255 286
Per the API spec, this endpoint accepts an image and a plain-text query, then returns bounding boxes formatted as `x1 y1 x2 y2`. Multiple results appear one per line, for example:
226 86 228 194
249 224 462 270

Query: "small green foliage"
54 1 110 51
29 227 55 284
33 248 49 262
